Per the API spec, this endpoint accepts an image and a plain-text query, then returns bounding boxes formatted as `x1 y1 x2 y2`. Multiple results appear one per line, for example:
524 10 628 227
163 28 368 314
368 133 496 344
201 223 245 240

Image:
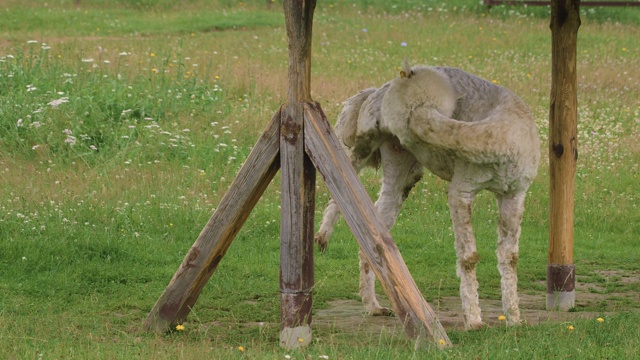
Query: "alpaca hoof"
369 307 395 317
314 232 328 253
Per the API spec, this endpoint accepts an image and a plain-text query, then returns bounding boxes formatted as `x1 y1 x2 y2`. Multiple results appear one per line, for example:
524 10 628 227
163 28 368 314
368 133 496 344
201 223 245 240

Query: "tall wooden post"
279 0 316 349
547 0 580 311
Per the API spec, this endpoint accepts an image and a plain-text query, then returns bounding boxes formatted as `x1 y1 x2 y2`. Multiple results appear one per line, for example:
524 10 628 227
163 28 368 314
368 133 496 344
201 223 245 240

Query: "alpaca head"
381 61 457 138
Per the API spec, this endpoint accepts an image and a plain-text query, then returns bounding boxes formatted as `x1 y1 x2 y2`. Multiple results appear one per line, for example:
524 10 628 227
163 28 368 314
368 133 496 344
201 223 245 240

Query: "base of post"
546 290 575 311
280 325 312 350
546 264 576 311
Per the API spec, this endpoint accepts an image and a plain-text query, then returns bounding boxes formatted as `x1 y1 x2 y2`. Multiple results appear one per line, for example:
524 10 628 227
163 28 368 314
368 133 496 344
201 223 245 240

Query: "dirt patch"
312 270 640 336
313 294 585 336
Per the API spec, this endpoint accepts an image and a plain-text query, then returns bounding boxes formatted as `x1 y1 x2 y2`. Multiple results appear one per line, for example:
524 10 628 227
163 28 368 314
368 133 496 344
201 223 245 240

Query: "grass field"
1 0 639 358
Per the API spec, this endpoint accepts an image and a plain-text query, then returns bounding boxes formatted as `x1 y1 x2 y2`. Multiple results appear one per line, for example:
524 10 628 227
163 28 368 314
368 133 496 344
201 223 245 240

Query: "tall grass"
1 0 639 358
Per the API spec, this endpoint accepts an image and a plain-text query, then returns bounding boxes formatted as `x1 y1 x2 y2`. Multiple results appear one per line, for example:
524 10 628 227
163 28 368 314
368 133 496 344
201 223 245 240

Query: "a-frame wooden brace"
144 0 450 349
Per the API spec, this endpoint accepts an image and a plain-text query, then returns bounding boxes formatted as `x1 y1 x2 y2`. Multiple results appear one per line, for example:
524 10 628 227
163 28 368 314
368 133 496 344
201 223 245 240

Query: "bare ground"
311 270 640 336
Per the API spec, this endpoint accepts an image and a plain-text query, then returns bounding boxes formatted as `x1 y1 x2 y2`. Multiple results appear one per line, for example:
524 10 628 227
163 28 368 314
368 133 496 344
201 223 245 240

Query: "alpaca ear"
400 58 414 79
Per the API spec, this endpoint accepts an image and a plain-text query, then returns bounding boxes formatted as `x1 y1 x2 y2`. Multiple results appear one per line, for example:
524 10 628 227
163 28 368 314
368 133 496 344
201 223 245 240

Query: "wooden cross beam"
144 0 450 349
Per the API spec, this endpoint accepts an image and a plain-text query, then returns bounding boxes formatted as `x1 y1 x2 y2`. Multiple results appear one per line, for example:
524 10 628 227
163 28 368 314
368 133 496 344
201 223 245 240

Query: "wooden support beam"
143 111 281 333
304 102 451 348
547 0 580 311
279 0 316 349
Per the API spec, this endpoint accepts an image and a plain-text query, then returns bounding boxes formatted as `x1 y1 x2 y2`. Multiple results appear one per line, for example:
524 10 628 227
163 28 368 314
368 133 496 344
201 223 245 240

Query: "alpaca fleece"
316 63 540 329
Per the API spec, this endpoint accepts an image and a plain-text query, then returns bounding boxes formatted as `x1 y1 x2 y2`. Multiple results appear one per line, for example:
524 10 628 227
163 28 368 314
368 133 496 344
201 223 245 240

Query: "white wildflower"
48 97 69 108
64 136 77 146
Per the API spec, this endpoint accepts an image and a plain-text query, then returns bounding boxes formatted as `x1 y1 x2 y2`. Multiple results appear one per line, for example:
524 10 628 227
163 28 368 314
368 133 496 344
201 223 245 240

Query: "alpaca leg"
374 141 422 229
359 141 421 316
314 198 340 253
315 155 369 252
358 249 392 316
496 192 526 325
448 185 482 329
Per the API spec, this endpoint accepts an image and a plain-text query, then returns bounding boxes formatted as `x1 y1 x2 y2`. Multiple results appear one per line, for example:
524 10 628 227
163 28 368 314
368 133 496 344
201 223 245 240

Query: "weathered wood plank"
547 0 580 311
279 0 317 349
143 110 282 333
303 102 451 348
280 102 315 348
284 0 315 103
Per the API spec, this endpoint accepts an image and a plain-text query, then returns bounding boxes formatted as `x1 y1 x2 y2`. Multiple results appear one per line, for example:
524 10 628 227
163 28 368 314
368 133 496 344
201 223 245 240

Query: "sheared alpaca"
316 62 540 329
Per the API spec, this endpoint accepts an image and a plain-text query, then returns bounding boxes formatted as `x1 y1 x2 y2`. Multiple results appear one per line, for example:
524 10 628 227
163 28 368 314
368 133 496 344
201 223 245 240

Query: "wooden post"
547 0 580 311
279 0 316 349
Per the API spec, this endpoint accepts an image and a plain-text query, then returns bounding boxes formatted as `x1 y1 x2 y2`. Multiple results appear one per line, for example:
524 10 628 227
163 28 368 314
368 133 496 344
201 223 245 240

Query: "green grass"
1 0 639 358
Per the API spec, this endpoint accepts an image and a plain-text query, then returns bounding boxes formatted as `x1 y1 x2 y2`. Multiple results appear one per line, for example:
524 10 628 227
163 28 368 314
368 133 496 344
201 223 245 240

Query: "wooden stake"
547 0 580 311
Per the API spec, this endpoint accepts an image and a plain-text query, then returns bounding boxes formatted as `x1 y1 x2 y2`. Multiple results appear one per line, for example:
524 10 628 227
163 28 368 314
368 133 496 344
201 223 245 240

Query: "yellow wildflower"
175 324 185 331
438 339 446 346
237 346 244 352
597 317 604 323
498 315 506 321
567 325 574 331
297 337 304 343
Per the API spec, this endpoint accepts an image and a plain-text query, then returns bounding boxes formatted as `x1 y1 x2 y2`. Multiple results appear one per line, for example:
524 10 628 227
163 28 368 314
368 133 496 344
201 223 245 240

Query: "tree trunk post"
279 0 317 349
547 0 580 311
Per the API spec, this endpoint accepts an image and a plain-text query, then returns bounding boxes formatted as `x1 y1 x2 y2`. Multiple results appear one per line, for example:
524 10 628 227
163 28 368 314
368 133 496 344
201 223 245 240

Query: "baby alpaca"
316 62 540 329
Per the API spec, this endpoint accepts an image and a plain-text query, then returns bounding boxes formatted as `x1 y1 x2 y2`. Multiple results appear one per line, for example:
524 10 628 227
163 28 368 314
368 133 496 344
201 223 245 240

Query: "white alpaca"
316 62 540 329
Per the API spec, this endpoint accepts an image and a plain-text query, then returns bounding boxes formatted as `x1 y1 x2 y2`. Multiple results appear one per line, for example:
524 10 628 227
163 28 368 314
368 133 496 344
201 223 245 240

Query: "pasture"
1 0 639 358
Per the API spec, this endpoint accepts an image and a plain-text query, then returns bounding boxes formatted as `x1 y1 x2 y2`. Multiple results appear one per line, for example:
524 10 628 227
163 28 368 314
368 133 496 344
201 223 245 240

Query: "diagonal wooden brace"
143 110 281 333
303 102 451 347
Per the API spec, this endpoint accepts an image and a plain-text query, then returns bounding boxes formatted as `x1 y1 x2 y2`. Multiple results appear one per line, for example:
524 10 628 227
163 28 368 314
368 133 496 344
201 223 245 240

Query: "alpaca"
315 62 540 329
